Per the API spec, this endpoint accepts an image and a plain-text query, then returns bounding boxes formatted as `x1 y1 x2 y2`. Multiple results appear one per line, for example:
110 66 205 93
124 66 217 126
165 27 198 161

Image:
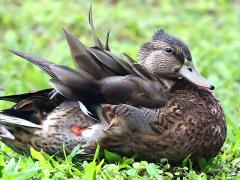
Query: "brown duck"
0 8 226 163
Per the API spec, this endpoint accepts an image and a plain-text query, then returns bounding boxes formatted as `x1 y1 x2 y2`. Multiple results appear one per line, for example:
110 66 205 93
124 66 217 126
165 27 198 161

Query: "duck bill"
179 61 215 90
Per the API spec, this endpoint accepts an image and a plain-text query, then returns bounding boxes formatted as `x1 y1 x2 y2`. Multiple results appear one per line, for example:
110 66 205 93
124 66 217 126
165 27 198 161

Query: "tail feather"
64 28 132 79
48 65 104 104
50 79 76 100
0 125 15 140
0 89 53 103
9 49 58 79
63 29 108 79
49 65 94 86
0 113 41 128
123 53 136 64
88 47 128 75
89 5 104 49
65 5 133 78
105 30 110 51
104 50 134 74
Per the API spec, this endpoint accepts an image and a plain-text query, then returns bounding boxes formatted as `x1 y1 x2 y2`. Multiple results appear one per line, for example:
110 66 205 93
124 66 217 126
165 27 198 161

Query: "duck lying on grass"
0 7 226 163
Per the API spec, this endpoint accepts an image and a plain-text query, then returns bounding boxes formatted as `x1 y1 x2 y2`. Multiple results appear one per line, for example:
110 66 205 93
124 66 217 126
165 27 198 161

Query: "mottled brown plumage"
101 81 226 162
0 7 226 163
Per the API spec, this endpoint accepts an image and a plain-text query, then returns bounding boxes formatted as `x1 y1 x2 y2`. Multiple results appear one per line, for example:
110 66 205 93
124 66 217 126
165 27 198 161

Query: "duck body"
0 81 226 162
0 7 226 163
100 81 226 162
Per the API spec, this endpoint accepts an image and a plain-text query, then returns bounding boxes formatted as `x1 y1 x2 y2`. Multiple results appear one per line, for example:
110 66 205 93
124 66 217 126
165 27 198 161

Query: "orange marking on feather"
70 125 85 136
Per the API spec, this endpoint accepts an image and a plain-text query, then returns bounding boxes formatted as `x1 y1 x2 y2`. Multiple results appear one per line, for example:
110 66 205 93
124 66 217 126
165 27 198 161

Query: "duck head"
138 29 214 90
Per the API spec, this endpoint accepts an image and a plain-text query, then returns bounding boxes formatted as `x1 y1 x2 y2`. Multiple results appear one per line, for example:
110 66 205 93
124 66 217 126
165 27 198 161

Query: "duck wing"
0 89 64 124
8 47 168 109
48 64 168 108
9 32 168 108
6 6 168 111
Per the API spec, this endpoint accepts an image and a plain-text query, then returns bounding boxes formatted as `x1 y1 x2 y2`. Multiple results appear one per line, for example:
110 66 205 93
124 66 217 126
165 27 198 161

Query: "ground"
0 0 239 179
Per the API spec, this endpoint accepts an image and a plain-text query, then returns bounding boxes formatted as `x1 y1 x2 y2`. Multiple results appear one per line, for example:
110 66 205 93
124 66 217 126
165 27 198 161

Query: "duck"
0 7 226 163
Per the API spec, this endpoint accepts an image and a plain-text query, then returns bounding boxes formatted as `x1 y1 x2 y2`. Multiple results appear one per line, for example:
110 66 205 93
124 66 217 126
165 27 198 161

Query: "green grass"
0 0 240 179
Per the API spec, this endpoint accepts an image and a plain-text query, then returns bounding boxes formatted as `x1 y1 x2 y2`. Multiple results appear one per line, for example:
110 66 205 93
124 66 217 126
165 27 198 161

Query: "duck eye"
165 47 173 54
